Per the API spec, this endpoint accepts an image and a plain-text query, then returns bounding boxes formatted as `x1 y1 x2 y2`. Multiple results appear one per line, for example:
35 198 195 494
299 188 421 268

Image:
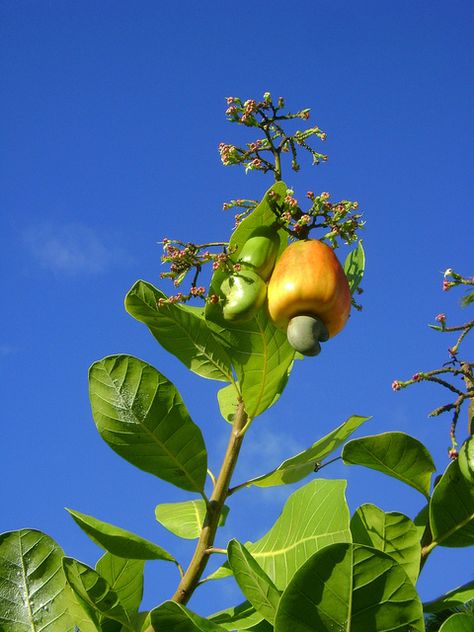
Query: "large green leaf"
68 509 175 562
350 503 421 584
63 557 132 630
227 540 280 624
148 601 227 631
430 459 474 547
274 543 425 632
245 415 370 488
342 431 435 498
217 360 294 424
219 310 295 420
424 580 474 614
0 529 76 632
155 499 229 540
208 601 264 630
89 354 207 492
344 241 365 294
96 553 144 614
205 182 295 419
125 281 234 382
438 613 474 631
209 479 351 589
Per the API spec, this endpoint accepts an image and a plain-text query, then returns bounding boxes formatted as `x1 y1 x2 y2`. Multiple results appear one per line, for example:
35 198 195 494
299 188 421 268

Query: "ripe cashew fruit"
221 227 279 322
267 239 351 354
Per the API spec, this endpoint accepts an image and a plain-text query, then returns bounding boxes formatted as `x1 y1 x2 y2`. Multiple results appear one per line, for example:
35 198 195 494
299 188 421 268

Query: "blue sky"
1 0 473 618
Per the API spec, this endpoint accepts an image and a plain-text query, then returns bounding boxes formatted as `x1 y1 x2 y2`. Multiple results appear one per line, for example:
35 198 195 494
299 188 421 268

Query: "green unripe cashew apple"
222 270 267 322
267 239 351 355
222 227 280 322
238 226 281 281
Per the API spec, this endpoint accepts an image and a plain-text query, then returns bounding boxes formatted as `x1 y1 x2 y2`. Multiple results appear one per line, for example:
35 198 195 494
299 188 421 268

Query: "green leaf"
424 580 474 613
221 310 295 419
246 415 371 488
414 503 429 541
89 354 207 492
96 553 144 614
430 459 474 547
350 503 421 584
227 540 280 624
209 479 351 589
344 241 365 294
155 500 229 539
459 435 474 483
218 383 239 423
206 182 295 419
148 600 227 631
274 543 425 632
208 601 264 630
243 622 273 631
63 557 132 630
438 613 474 631
342 431 435 498
67 508 175 562
0 529 76 632
125 281 234 382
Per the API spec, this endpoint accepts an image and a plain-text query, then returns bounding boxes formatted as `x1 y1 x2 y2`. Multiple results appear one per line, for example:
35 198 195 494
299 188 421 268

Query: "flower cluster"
218 92 328 179
158 238 236 305
267 188 363 247
392 270 474 453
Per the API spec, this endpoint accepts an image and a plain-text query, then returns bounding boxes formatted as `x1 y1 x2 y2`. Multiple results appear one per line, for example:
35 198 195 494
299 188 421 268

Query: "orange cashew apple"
267 239 351 355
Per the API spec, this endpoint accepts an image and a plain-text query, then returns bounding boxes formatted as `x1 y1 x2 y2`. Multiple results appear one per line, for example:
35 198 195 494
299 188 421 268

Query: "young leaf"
209 479 351 589
274 543 425 632
208 601 264 630
0 529 76 632
89 354 207 492
155 499 229 540
350 503 421 584
430 459 474 547
245 415 371 488
438 613 474 631
67 508 175 562
63 557 132 630
96 553 144 614
227 540 280 624
344 240 365 294
125 281 234 383
148 600 227 631
342 431 435 498
217 383 239 423
424 580 474 614
66 509 176 563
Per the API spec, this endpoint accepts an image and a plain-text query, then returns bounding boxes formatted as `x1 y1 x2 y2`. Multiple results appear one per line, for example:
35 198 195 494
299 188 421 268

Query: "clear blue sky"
1 0 473 617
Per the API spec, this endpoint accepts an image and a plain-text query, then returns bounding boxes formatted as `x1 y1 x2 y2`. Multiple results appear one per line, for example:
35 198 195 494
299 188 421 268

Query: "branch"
170 399 248 604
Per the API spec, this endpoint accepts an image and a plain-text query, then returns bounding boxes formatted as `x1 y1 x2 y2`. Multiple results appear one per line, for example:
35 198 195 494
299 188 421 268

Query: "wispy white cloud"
23 222 131 275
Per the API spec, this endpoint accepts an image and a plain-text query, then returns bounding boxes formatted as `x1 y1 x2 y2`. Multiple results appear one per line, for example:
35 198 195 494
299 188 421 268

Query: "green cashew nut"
222 270 267 322
221 226 279 323
286 314 329 356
